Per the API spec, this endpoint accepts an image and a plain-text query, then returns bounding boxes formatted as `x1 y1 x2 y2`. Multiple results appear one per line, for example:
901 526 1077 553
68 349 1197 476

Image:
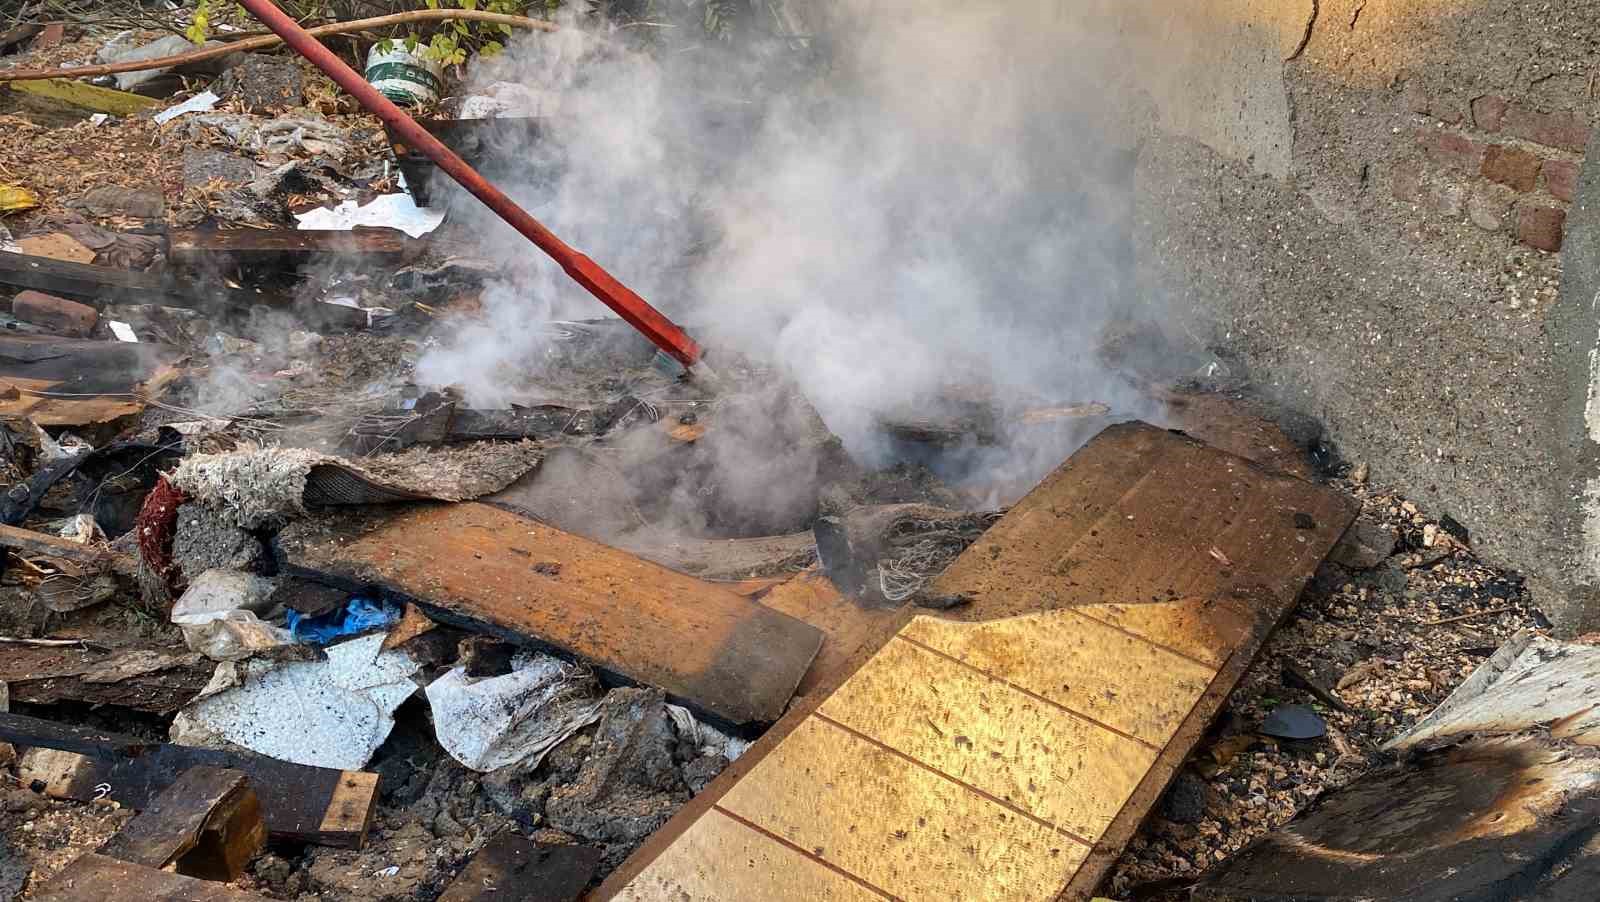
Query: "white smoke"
415 0 1163 508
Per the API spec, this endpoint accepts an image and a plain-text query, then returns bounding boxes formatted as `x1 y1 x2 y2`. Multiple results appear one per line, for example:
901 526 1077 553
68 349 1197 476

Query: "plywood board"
280 502 824 725
599 422 1356 901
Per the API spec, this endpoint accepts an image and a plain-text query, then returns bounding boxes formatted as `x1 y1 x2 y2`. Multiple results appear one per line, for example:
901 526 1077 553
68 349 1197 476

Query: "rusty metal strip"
598 422 1356 901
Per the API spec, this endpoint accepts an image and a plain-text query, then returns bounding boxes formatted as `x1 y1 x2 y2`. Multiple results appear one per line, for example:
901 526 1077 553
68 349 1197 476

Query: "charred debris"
0 6 1577 902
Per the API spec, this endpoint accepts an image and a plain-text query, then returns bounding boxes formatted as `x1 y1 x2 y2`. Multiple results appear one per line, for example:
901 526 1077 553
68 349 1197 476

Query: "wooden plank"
100 766 266 882
279 502 824 726
0 332 181 426
0 643 209 714
598 421 1357 901
29 853 273 902
1196 738 1600 902
3 713 379 848
10 79 160 116
0 250 275 311
0 523 137 574
436 834 600 902
168 227 416 269
754 570 902 699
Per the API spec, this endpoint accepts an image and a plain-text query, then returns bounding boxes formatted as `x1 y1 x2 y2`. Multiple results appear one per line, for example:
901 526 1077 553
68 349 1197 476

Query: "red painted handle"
235 0 704 367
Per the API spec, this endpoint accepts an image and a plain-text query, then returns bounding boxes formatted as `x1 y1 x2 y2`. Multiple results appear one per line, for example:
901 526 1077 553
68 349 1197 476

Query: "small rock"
1329 517 1395 570
1350 462 1369 485
1161 775 1207 824
252 853 294 888
182 148 262 187
681 754 728 795
1260 704 1326 741
68 185 164 219
217 54 306 112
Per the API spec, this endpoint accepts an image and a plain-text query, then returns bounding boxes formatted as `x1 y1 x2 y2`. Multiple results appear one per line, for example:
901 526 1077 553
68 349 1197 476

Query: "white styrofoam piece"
175 632 419 769
294 193 444 238
153 90 220 125
108 321 138 342
425 654 601 772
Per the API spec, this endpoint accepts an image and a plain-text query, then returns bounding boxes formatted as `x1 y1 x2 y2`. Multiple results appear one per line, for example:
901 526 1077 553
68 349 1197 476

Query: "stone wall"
1119 0 1600 630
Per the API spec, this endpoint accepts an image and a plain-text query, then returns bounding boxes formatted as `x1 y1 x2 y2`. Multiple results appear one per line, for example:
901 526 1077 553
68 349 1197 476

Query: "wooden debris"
0 23 43 53
0 523 136 574
599 422 1357 901
8 79 161 116
1198 739 1600 901
0 250 273 311
0 332 180 426
168 227 417 269
0 643 209 714
3 712 380 848
381 602 436 651
437 834 601 902
280 502 824 726
100 766 266 882
1282 661 1352 713
619 530 817 581
29 853 274 901
16 233 96 264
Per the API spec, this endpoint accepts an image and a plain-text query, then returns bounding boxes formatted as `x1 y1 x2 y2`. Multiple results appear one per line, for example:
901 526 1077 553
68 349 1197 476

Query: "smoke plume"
416 0 1163 511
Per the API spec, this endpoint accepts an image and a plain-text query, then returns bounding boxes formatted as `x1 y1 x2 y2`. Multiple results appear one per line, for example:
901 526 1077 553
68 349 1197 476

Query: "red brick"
1416 129 1483 171
1391 163 1426 203
10 291 98 337
1481 144 1541 192
1472 95 1508 132
31 23 64 50
1517 205 1566 252
1501 105 1590 153
1545 159 1580 203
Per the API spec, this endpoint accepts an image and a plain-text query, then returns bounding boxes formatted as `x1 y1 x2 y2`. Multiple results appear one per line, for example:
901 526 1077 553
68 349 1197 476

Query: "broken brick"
10 290 98 337
1518 205 1566 252
1481 145 1541 192
1545 159 1579 203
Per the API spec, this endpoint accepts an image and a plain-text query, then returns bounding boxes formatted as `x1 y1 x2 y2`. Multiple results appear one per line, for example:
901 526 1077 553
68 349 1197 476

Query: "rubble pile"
0 7 1589 902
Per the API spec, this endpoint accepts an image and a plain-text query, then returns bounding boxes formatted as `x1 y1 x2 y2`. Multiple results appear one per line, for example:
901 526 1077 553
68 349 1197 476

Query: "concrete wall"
1121 0 1600 630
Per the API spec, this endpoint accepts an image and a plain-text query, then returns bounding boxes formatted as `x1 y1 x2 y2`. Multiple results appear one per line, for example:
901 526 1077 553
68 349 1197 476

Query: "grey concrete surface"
1118 0 1600 630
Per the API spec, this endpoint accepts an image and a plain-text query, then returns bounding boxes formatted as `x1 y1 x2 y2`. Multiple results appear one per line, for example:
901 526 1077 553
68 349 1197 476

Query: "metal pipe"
235 0 709 372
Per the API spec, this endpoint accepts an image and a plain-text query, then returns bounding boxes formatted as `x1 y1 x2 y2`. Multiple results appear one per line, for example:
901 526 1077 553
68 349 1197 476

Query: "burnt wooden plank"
437 834 601 902
1196 738 1600 902
0 643 209 714
168 227 415 268
29 853 274 901
100 766 266 881
0 333 181 426
4 712 379 848
0 250 274 310
278 502 823 726
597 421 1357 902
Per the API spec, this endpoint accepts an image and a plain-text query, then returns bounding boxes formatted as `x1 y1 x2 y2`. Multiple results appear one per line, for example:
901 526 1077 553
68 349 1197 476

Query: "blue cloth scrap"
286 597 402 645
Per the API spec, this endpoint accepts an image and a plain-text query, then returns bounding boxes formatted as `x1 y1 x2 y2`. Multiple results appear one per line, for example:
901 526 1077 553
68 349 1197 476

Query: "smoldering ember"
0 1 1597 900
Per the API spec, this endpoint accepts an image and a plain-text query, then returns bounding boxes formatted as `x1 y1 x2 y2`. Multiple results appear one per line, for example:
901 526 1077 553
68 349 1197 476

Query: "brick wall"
1398 86 1588 252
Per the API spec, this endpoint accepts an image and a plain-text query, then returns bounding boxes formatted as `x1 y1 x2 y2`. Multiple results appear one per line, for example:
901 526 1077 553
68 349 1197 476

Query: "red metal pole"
235 0 708 372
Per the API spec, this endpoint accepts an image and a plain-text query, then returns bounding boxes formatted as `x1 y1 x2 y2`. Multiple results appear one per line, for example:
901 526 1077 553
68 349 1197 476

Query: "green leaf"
453 20 469 36
461 0 479 10
425 0 438 9
481 40 504 56
375 38 394 54
404 35 420 52
498 23 513 35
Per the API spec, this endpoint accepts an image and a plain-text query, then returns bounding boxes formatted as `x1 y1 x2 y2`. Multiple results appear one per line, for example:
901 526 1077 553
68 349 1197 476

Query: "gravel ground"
1106 470 1546 899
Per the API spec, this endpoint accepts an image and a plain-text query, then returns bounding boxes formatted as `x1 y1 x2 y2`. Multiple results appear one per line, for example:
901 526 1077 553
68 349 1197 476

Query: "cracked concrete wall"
1117 0 1600 630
